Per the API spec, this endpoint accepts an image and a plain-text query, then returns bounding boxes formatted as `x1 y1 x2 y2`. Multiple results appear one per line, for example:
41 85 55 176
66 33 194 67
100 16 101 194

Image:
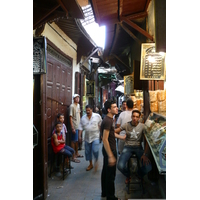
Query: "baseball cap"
73 94 80 99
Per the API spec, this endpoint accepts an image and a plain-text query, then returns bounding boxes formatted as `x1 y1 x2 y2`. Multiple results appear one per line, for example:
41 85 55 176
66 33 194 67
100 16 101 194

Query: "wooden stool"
49 151 71 180
127 154 145 194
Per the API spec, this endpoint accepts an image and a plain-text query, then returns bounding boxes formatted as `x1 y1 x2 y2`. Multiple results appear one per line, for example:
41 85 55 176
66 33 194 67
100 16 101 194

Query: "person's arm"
69 116 75 133
57 133 65 144
116 124 120 128
102 129 116 166
114 127 122 134
78 130 83 143
141 136 151 165
115 133 126 140
52 134 58 146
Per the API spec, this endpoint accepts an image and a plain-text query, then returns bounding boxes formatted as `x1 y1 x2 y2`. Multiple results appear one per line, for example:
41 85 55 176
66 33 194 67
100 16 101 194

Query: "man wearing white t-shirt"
116 98 134 154
78 105 102 171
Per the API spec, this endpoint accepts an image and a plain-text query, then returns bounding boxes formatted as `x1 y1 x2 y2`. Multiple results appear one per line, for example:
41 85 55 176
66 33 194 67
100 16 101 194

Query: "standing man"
101 100 121 200
69 94 83 163
78 105 102 171
116 98 134 154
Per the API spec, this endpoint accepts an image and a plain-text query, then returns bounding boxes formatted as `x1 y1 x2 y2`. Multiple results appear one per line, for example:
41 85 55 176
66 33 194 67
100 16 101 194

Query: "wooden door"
46 44 72 176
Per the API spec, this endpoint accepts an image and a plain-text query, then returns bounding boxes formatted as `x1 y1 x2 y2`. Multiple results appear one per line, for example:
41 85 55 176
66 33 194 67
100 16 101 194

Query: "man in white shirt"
78 105 102 171
116 98 134 154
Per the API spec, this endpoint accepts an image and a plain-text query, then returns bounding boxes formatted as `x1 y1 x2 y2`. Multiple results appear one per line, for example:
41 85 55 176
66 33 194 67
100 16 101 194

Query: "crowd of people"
51 94 152 200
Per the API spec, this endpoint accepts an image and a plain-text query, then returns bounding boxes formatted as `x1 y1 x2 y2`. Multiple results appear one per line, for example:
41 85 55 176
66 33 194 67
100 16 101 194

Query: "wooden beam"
57 0 69 16
33 4 60 29
91 0 101 24
121 17 153 41
119 22 141 44
145 0 151 12
125 11 147 20
111 53 130 70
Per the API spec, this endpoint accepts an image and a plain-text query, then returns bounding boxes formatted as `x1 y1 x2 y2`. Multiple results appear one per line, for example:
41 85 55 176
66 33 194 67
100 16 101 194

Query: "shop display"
158 100 166 112
144 112 166 174
157 90 166 101
149 89 166 113
149 90 158 102
150 101 158 112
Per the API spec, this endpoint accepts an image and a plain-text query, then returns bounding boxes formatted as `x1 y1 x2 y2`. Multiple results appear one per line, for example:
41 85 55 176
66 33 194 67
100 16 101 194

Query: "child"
53 113 67 141
51 121 74 169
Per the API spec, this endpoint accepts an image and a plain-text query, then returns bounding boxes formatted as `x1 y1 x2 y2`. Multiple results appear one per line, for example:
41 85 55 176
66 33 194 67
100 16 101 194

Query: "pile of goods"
149 90 166 112
145 115 166 155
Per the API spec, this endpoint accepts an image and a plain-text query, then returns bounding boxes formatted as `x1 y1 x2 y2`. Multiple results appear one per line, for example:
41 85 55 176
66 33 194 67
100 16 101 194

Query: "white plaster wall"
41 22 80 103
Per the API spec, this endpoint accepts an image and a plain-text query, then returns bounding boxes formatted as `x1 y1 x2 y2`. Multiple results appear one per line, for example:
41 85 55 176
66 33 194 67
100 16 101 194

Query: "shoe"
86 165 93 171
125 177 131 184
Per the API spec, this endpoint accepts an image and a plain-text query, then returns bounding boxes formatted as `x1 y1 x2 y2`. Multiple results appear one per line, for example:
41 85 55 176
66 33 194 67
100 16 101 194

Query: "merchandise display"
144 112 166 174
149 89 166 113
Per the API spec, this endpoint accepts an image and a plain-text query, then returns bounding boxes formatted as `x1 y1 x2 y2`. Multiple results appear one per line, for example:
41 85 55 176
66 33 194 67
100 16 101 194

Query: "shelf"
144 112 166 175
145 134 166 175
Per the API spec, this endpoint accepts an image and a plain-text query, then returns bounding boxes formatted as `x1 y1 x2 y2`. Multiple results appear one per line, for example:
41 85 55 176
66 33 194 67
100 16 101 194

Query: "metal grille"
80 5 95 26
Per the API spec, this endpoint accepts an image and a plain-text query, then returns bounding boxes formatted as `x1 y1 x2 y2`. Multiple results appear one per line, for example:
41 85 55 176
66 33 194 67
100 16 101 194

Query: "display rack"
144 112 166 175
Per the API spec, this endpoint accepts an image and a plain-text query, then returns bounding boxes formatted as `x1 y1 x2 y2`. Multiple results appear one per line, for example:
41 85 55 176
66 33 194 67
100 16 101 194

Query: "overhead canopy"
33 0 98 64
90 0 154 77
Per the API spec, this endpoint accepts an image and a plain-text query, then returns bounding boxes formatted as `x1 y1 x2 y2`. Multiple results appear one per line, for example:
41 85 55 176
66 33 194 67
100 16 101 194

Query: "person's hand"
72 128 76 134
122 134 126 140
141 155 151 166
108 156 116 167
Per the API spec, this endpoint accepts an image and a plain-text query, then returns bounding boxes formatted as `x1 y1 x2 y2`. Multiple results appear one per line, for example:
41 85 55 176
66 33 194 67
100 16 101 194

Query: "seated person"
115 109 152 184
51 121 75 170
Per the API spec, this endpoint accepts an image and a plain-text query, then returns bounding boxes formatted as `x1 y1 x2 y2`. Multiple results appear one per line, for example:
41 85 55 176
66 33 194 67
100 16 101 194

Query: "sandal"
76 154 84 158
71 158 80 163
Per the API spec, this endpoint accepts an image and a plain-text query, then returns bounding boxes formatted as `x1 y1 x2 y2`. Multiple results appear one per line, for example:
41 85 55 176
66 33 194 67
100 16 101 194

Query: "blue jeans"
71 129 78 142
59 145 75 158
117 145 152 178
85 139 99 161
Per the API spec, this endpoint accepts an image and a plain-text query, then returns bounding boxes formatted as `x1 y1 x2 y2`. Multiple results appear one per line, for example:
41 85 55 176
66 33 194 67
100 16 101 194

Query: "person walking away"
78 105 102 171
69 94 83 163
100 100 122 200
51 121 75 171
116 98 134 154
115 109 152 184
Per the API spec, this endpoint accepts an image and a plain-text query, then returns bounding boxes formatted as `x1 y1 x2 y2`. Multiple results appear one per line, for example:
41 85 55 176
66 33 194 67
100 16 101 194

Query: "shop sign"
140 43 166 80
33 36 47 74
86 81 95 97
124 73 134 95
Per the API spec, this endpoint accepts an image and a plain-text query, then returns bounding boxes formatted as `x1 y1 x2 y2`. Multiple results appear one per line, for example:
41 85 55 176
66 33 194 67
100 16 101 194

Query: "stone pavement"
47 142 166 200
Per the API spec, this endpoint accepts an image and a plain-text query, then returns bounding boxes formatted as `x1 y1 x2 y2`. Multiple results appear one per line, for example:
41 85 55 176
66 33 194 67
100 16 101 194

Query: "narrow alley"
47 142 166 200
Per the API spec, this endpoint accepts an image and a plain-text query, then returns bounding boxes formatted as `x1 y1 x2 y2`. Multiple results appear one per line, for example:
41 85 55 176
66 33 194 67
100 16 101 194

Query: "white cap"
73 94 80 99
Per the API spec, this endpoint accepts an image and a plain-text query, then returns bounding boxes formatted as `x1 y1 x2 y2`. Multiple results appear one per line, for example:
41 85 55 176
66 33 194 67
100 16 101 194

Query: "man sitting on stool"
115 109 152 184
